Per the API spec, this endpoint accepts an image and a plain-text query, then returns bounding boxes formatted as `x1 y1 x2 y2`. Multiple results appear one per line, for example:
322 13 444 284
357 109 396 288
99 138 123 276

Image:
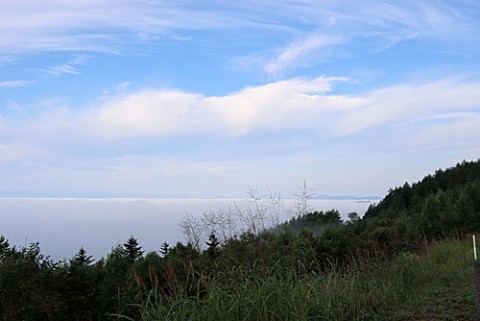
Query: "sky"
1 0 480 199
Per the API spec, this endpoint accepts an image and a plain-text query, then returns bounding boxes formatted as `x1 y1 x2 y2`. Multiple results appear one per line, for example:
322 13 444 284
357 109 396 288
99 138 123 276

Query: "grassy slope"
134 238 478 321
386 239 477 321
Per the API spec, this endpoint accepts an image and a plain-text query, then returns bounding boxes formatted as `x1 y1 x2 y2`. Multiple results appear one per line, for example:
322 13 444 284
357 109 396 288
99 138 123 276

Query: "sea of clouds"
0 198 374 261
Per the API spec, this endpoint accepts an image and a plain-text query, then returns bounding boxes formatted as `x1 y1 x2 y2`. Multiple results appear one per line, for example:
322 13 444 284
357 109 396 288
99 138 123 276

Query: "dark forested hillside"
363 159 480 240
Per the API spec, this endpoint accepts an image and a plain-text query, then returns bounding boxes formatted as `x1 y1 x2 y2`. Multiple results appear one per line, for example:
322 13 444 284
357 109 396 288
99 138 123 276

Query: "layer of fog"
0 198 374 261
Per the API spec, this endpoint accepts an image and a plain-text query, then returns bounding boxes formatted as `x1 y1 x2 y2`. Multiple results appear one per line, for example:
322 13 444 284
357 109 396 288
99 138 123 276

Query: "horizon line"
0 195 382 201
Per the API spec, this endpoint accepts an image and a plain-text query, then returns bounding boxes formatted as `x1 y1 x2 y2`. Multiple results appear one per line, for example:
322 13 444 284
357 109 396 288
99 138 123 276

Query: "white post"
474 235 478 261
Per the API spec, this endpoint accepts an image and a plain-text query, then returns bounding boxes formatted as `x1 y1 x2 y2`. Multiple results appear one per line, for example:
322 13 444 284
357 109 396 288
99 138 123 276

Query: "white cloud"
264 34 343 77
115 81 130 91
2 75 480 197
3 75 466 145
231 1 480 75
331 79 480 136
404 113 480 152
87 76 355 138
0 1 478 57
2 76 478 150
68 54 90 65
0 80 35 88
0 1 247 54
91 90 205 138
206 77 353 135
0 56 15 63
0 143 38 162
4 77 464 143
41 54 90 76
42 64 80 76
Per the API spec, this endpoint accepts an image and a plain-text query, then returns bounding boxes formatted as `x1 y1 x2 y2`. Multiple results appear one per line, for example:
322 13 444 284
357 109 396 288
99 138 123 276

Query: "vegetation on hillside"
0 159 479 320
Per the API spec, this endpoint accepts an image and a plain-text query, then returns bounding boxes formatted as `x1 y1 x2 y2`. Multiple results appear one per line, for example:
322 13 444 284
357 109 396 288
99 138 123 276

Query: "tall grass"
125 238 475 321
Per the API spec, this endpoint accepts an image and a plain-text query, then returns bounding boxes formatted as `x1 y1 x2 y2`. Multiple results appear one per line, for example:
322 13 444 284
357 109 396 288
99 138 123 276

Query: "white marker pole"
474 235 477 261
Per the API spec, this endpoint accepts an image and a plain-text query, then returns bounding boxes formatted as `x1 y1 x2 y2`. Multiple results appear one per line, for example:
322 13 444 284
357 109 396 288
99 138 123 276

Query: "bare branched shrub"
294 179 315 217
179 212 203 251
179 186 306 249
267 190 283 227
200 208 233 242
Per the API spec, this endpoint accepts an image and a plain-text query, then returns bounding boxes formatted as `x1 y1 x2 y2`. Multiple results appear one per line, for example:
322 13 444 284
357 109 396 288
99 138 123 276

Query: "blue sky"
1 0 480 198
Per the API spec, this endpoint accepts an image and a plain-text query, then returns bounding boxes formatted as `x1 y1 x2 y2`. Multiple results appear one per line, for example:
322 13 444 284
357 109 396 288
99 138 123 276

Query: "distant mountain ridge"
313 194 381 201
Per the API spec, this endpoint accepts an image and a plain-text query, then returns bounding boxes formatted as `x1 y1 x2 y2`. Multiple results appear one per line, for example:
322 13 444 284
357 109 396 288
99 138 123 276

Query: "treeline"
0 159 479 320
363 159 480 241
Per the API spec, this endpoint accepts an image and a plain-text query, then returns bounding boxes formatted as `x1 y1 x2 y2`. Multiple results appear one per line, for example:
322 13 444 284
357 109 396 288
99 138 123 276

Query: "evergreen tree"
122 236 144 263
102 245 138 317
0 236 10 261
205 232 220 260
71 247 93 266
63 247 98 320
160 241 170 257
347 212 360 224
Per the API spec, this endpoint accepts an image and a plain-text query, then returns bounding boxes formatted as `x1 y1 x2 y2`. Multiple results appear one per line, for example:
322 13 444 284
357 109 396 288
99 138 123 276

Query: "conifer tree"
122 236 144 263
205 232 220 260
0 236 10 260
72 247 93 266
160 241 170 257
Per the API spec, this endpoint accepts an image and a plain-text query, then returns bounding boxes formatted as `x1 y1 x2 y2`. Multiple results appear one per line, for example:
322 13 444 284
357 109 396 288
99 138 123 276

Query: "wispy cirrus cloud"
264 34 344 77
42 65 80 76
231 0 480 76
0 1 251 54
1 1 478 57
0 80 35 88
40 54 90 76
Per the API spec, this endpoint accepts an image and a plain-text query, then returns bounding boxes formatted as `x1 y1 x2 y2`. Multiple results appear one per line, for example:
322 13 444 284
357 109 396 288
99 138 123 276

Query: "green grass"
385 239 477 321
127 238 478 321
